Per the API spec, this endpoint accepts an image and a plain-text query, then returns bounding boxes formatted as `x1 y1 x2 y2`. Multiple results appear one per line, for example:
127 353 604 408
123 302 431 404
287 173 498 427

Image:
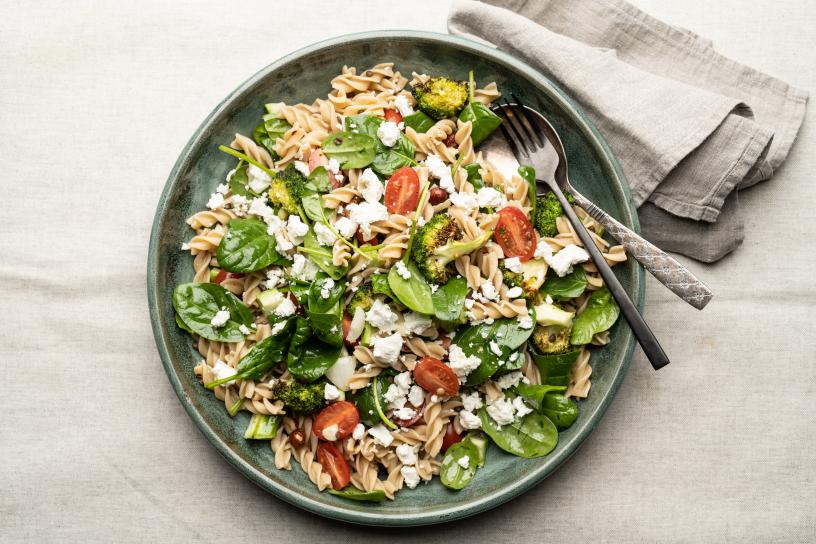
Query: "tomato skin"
384 109 403 124
308 149 340 188
440 423 463 453
494 206 536 261
413 357 460 397
384 167 420 215
213 270 244 284
428 186 448 205
341 313 357 349
438 335 452 350
313 401 360 442
316 443 351 490
391 401 424 427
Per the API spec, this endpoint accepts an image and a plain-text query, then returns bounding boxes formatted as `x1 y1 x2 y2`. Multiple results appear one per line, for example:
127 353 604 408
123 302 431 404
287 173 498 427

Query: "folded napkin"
448 0 808 262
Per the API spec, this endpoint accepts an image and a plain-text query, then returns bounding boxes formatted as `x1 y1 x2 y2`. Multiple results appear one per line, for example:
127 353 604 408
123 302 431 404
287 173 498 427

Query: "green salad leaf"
570 287 620 345
478 407 558 458
370 273 395 300
173 282 254 342
228 162 252 197
387 260 434 315
458 72 502 146
303 272 346 347
517 165 537 217
304 166 332 194
321 130 377 169
529 348 580 387
205 320 294 388
345 114 417 176
440 438 481 490
299 229 348 280
463 163 485 191
455 316 535 385
253 113 291 158
540 393 578 430
514 383 568 409
541 267 588 301
431 276 468 326
328 487 387 502
286 317 341 383
216 218 289 273
402 111 435 133
349 369 397 428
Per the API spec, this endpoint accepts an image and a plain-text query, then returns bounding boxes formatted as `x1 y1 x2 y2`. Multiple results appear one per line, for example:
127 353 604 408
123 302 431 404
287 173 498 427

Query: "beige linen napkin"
448 0 807 261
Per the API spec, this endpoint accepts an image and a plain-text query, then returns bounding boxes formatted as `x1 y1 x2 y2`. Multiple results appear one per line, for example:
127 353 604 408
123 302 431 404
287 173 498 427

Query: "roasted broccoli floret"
533 192 574 237
347 283 374 314
267 164 306 214
411 214 492 284
532 325 572 354
272 380 326 414
412 76 469 120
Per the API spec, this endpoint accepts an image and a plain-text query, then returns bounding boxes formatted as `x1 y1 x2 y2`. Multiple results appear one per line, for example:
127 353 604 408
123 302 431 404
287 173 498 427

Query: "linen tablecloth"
1 1 813 541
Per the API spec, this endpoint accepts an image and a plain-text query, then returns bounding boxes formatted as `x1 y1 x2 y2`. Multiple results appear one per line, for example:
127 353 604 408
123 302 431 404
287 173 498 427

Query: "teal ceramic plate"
147 31 644 526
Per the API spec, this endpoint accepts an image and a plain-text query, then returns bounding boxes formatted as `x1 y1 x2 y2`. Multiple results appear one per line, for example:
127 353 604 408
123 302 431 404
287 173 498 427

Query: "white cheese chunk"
377 121 401 147
368 423 394 447
400 466 421 489
210 309 230 327
546 244 589 277
211 360 237 385
372 332 403 366
358 168 385 203
395 443 418 466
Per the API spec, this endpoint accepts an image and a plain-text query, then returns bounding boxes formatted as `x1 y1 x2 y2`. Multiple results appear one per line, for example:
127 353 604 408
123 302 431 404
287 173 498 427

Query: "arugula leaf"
570 287 620 345
216 218 288 273
478 407 558 458
328 487 387 502
440 438 480 490
529 348 580 387
402 111 435 133
387 260 434 315
431 276 468 328
540 393 578 430
541 267 588 301
173 283 254 342
299 229 347 280
458 72 502 146
370 273 395 299
321 130 376 169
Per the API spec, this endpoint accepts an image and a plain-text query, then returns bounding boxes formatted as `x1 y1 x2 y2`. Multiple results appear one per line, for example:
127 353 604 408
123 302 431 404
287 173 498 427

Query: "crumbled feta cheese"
401 312 432 336
384 384 404 404
486 397 516 427
293 160 310 178
489 341 502 357
517 315 533 330
211 360 237 385
352 423 365 440
210 309 230 327
246 164 272 193
429 283 439 293
480 282 498 301
327 158 341 175
401 465 421 489
377 121 401 147
497 371 524 390
270 321 286 335
459 409 482 430
425 154 448 179
447 345 482 381
206 192 225 210
504 257 522 273
395 260 411 280
476 187 504 208
392 406 416 420
394 94 414 117
534 239 553 259
506 286 523 299
324 383 341 401
274 297 296 317
394 371 412 391
312 222 337 246
439 174 456 194
334 216 358 239
180 242 190 251
346 201 389 239
319 277 335 299
322 423 339 441
286 215 309 246
545 294 553 304
368 424 394 447
464 298 475 309
216 183 229 194
449 191 478 211
366 299 399 331
248 197 274 220
547 244 589 277
358 168 384 203
430 395 439 403
408 385 424 407
238 324 251 335
230 194 249 216
290 253 318 281
396 444 418 466
461 392 484 412
457 455 471 469
372 332 403 366
512 396 533 419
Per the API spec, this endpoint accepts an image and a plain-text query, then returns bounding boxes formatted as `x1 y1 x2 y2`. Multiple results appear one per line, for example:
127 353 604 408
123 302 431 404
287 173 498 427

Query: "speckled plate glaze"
147 31 644 526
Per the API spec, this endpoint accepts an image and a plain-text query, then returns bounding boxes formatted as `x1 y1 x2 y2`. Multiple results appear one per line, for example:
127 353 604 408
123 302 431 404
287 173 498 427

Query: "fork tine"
500 98 535 157
493 101 528 161
512 93 545 148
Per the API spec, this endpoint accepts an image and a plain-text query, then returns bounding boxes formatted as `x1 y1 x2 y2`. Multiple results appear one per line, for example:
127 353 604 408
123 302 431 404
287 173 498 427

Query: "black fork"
494 97 670 370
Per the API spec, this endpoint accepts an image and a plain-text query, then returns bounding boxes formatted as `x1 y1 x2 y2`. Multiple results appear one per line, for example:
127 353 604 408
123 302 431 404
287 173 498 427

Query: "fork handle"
571 192 713 310
546 182 670 370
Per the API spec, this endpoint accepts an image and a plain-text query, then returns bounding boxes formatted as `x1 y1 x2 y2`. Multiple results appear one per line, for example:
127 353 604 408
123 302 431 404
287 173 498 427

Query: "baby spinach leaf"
287 317 341 383
350 369 396 427
206 320 294 388
328 487 387 502
431 276 468 323
173 282 254 342
570 287 620 345
387 260 434 315
175 313 193 334
228 162 252 197
370 273 395 299
216 218 287 273
440 438 480 490
287 282 310 305
457 317 536 385
322 130 376 169
307 272 346 313
253 113 290 158
463 163 485 191
478 407 558 458
540 394 578 430
459 101 502 146
304 272 346 347
514 383 568 409
403 111 435 133
299 229 347 280
517 165 537 217
541 267 588 301
304 166 332 194
345 114 416 176
530 348 580 387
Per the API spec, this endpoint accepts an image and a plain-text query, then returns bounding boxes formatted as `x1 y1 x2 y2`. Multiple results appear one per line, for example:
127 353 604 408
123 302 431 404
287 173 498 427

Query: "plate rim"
147 30 644 526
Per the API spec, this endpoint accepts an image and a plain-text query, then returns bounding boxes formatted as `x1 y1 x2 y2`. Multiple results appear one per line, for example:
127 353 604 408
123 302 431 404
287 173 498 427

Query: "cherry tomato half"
413 357 460 397
313 401 360 442
316 443 351 490
384 167 420 215
494 206 536 261
440 423 464 453
213 270 244 284
384 109 403 124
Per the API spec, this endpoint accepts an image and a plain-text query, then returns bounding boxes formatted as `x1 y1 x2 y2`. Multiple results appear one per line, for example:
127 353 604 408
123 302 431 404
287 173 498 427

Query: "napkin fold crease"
448 0 807 262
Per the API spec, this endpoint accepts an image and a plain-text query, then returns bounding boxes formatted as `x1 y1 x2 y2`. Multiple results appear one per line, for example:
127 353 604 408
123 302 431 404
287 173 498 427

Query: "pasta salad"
173 63 626 501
